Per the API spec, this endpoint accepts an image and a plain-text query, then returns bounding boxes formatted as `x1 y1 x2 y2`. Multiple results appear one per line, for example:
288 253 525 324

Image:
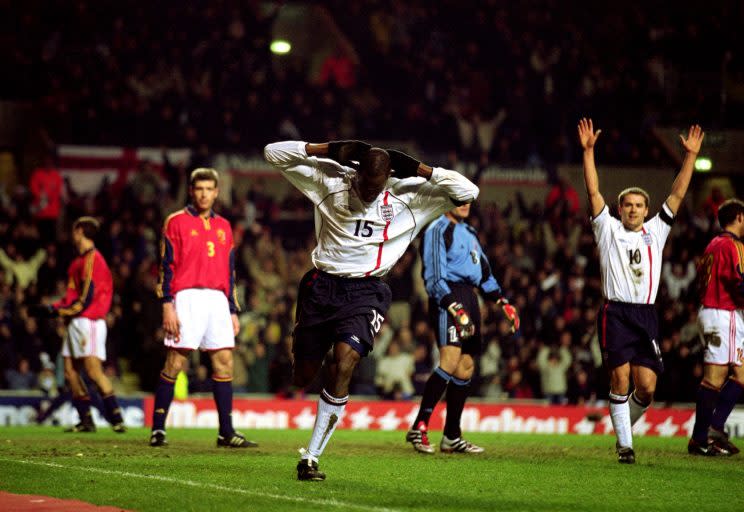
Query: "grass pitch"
1 427 743 512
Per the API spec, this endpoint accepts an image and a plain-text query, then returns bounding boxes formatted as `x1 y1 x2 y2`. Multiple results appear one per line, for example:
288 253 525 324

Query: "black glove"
446 301 475 340
387 149 421 178
328 140 371 165
27 304 58 318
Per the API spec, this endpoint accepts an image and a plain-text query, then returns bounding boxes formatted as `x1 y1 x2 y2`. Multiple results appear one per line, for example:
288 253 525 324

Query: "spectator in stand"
375 339 415 399
662 260 696 300
0 244 47 290
29 154 64 241
544 176 580 218
536 344 572 404
317 45 357 90
567 368 594 405
5 357 37 390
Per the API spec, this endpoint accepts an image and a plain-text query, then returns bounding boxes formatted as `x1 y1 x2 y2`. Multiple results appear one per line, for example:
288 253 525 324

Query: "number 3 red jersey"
53 248 113 319
156 205 240 312
697 231 744 310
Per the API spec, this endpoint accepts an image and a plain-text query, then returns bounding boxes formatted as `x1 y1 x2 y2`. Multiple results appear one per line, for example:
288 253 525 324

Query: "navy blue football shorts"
597 300 663 374
429 282 483 356
292 269 392 360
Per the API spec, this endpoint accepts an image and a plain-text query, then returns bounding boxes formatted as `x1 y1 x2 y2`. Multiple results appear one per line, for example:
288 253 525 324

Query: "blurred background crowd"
1 0 743 406
0 169 723 406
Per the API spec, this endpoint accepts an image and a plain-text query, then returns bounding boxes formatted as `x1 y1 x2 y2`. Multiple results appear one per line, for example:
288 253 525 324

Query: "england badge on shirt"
379 203 394 222
642 233 652 246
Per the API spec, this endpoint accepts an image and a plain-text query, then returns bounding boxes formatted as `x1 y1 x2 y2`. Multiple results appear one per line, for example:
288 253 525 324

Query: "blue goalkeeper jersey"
421 214 501 305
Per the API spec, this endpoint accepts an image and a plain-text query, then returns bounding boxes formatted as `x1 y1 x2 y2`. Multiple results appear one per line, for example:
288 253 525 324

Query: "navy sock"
72 395 93 425
212 376 234 436
692 383 719 443
413 367 451 427
711 379 744 432
444 377 471 439
102 394 124 425
152 372 176 432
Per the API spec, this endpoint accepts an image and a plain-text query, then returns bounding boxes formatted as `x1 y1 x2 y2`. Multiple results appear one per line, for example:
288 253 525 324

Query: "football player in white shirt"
578 118 704 463
264 139 479 481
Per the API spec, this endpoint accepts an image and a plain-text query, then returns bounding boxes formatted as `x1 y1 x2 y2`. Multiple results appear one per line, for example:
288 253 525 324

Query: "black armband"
659 203 675 226
388 149 421 178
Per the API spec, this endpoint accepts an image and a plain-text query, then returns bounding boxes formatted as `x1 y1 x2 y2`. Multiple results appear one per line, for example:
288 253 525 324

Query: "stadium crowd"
0 166 721 405
2 1 743 163
1 0 742 405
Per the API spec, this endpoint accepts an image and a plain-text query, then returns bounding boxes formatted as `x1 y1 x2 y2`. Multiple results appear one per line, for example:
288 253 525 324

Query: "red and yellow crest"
217 229 227 245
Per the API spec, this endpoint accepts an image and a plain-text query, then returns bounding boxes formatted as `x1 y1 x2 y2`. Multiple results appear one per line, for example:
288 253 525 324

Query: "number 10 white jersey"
591 203 673 304
264 141 479 278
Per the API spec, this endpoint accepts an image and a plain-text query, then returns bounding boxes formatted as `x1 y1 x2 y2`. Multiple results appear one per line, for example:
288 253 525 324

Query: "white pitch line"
2 458 400 512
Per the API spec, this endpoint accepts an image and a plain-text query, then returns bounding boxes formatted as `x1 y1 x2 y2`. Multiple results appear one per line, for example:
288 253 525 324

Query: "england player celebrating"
578 118 704 463
150 168 257 449
264 140 479 481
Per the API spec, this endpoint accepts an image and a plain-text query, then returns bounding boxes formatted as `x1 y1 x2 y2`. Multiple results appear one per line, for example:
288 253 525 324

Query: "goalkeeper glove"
446 301 475 340
328 140 371 165
497 298 520 334
27 304 58 318
387 149 421 178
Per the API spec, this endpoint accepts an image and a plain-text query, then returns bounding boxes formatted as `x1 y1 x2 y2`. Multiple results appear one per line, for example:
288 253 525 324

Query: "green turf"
0 427 742 512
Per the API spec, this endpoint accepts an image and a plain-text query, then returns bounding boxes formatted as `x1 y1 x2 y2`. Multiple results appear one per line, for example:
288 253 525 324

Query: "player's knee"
164 359 185 375
635 383 655 401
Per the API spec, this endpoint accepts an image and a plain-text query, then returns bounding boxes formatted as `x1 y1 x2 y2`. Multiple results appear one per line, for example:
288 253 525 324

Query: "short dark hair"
190 167 219 187
359 148 391 177
73 216 100 239
717 198 744 228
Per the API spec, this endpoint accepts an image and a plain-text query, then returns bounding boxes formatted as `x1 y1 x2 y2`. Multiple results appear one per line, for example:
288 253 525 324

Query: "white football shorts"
698 307 744 366
61 317 108 361
164 288 235 351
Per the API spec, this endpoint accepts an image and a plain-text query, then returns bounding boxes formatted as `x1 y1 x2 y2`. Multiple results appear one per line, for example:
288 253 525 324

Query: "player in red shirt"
689 198 744 456
29 217 126 433
150 168 256 448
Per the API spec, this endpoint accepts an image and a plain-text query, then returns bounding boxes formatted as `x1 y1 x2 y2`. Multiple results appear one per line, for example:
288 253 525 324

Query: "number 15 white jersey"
264 141 479 278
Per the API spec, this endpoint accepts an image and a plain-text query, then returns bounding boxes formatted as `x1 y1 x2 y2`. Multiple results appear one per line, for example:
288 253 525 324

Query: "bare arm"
305 143 328 157
577 118 605 217
665 125 704 215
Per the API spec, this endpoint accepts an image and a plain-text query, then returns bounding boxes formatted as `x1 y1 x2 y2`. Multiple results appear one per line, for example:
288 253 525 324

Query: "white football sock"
629 391 650 426
609 392 632 449
305 389 347 461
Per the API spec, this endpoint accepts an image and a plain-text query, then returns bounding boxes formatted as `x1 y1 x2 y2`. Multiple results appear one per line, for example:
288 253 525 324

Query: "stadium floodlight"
270 40 291 55
694 157 712 172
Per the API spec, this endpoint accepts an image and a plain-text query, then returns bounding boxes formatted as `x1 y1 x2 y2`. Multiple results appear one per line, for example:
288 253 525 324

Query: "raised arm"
665 125 704 215
577 118 605 217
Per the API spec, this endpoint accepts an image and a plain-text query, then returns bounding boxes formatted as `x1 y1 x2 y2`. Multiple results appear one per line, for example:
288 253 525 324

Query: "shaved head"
355 148 392 202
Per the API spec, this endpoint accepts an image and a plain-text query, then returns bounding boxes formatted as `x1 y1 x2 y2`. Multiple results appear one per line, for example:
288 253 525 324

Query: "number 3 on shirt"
206 241 216 257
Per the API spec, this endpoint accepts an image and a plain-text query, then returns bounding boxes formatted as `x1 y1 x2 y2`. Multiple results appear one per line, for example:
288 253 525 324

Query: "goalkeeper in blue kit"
407 203 519 454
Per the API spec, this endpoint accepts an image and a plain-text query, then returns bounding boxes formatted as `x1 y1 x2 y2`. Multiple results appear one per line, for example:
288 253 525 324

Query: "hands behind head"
328 140 371 165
